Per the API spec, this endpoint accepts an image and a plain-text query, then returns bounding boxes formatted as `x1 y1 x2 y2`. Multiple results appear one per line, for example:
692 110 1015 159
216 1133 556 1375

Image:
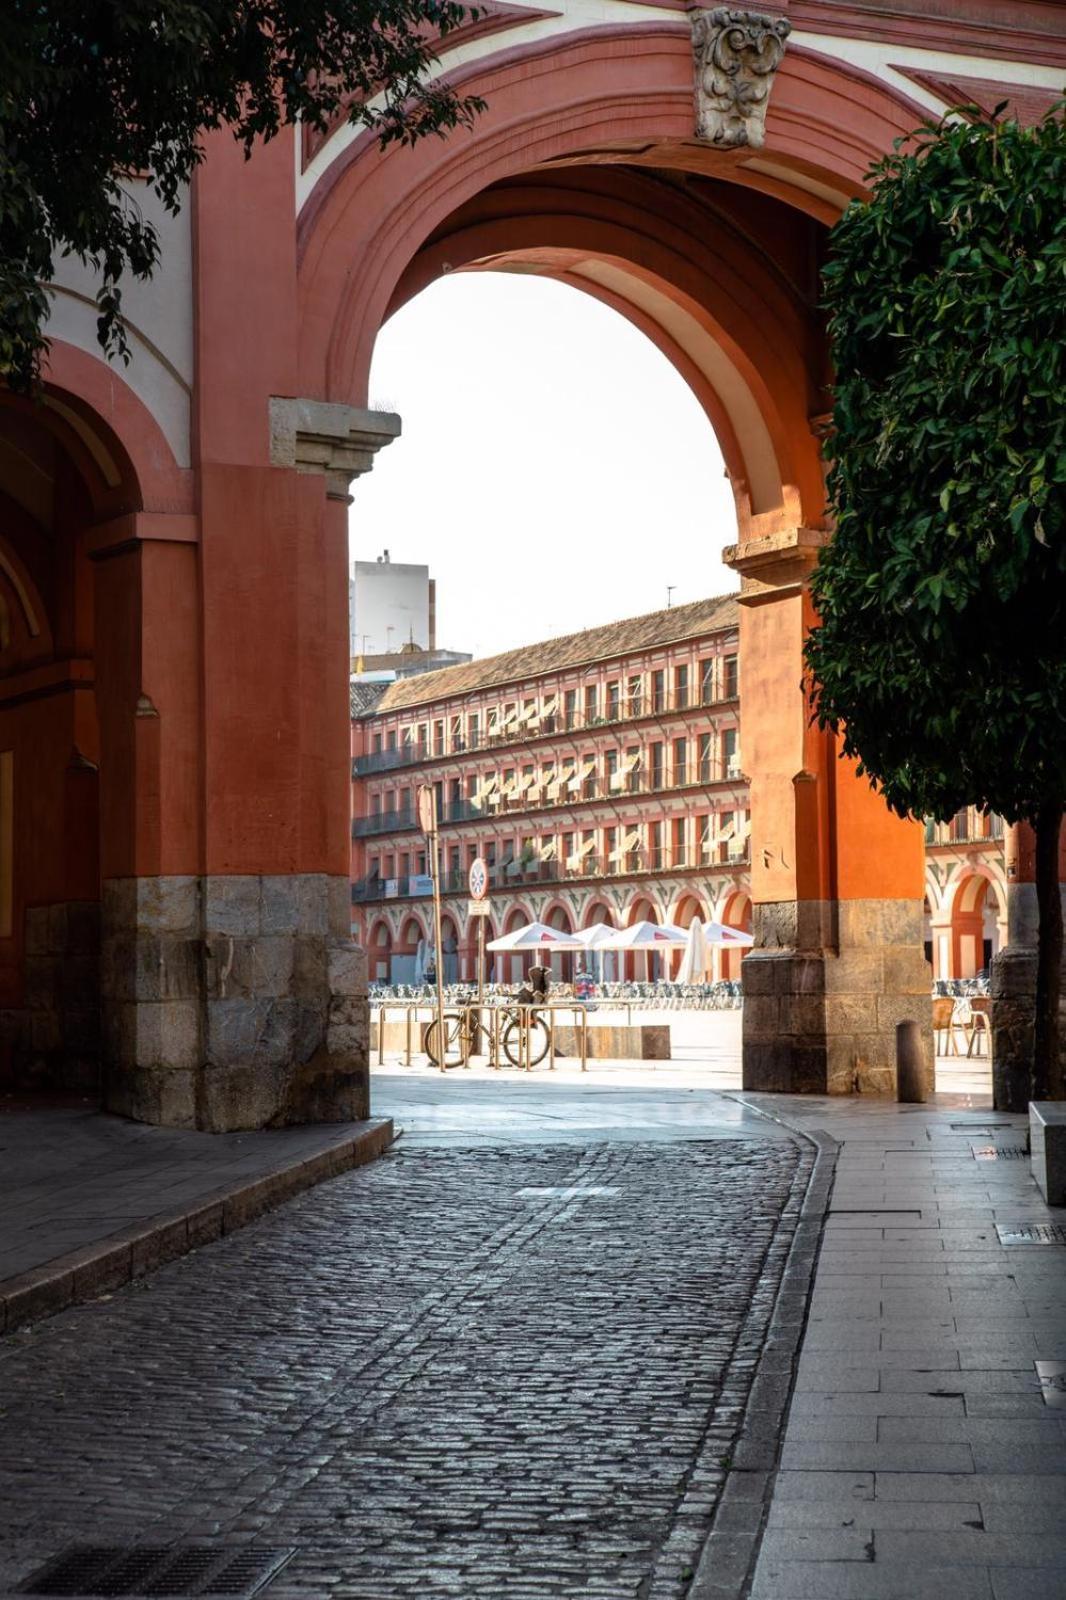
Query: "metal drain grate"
972 1145 1029 1160
20 1546 294 1597
996 1223 1066 1247
950 1122 1014 1133
515 1185 619 1199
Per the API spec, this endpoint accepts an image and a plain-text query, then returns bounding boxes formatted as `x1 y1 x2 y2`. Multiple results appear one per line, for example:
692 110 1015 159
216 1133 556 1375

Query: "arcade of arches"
3 2 1062 1125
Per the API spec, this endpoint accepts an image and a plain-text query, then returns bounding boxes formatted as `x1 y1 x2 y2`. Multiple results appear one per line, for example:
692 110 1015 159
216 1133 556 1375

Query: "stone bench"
1030 1102 1066 1206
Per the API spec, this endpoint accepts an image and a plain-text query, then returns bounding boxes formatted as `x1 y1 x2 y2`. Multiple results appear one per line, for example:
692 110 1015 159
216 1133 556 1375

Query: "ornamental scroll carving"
692 7 791 149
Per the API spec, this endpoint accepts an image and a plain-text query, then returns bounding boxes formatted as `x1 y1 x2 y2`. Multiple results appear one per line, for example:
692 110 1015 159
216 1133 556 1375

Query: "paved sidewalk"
731 1094 1066 1600
0 1101 392 1331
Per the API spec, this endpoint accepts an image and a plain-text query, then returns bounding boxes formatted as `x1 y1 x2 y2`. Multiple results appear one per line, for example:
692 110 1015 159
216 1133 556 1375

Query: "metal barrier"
371 1001 588 1073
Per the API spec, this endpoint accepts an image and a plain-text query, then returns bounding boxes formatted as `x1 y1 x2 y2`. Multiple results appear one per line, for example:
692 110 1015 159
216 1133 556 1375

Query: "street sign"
468 899 491 918
468 856 488 900
417 785 436 835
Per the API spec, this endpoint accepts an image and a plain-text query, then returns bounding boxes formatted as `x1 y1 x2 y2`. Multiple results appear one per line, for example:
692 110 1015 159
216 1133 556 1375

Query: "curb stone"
689 1103 838 1600
1 1116 394 1335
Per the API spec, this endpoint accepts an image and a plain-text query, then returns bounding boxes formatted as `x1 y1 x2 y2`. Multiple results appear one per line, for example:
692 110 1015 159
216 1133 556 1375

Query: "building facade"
351 599 1009 991
351 597 751 986
925 809 1007 981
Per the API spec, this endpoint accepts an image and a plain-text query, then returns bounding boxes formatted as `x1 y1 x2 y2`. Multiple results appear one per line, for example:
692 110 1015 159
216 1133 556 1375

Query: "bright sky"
349 272 739 662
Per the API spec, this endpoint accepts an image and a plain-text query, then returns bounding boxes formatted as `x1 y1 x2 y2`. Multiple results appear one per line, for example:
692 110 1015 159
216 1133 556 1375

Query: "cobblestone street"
0 1109 807 1599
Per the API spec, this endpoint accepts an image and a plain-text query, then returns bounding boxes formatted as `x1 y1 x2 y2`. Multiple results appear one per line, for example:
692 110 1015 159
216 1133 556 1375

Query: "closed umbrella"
678 919 709 983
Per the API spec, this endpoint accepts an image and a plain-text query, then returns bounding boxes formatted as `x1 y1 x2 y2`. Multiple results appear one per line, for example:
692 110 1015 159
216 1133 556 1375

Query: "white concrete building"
350 551 435 657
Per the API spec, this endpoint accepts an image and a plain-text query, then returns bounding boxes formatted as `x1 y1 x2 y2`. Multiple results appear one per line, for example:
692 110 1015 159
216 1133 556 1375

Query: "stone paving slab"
731 1095 1066 1600
0 1104 393 1332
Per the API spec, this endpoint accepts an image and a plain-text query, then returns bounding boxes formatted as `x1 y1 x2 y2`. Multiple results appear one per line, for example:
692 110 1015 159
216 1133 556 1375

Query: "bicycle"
425 1004 551 1069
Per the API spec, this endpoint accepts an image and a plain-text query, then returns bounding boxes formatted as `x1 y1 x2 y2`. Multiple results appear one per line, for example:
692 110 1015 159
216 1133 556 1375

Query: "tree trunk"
1031 800 1064 1101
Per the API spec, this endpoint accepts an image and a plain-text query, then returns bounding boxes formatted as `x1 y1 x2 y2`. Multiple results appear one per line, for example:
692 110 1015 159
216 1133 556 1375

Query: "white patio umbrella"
574 923 616 949
702 920 754 947
601 920 688 951
677 919 709 983
486 921 583 951
603 919 687 982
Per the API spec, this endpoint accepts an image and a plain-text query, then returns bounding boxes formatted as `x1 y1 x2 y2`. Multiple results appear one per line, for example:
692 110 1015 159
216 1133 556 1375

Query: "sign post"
468 857 489 1009
418 785 447 1073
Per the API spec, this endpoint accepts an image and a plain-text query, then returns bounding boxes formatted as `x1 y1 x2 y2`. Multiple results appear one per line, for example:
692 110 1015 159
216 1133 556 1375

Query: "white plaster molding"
269 397 401 501
692 8 791 149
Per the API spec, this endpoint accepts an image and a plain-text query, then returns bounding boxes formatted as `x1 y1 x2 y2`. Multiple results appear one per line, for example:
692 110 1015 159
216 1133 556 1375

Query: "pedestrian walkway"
0 1098 391 1331
736 1093 1066 1600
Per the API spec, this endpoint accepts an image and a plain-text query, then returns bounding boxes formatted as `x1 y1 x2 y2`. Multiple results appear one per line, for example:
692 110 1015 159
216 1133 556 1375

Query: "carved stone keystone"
692 7 791 149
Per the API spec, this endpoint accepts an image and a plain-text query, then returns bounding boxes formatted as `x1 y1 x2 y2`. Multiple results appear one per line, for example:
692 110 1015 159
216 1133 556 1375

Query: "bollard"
896 1019 927 1103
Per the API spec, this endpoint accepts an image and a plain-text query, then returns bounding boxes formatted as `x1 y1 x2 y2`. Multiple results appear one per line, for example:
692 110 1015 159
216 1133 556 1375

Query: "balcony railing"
352 682 740 775
924 812 1005 847
351 762 749 840
353 806 416 838
351 844 751 904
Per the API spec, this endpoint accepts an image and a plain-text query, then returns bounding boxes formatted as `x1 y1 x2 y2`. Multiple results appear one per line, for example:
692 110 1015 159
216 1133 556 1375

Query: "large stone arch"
294 22 934 1094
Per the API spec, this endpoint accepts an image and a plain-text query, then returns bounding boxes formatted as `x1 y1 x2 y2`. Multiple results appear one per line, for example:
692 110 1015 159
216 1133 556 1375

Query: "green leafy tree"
1 0 484 391
804 106 1066 1105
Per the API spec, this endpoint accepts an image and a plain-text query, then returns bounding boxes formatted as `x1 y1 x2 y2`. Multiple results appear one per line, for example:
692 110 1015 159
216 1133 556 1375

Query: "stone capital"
269 397 401 502
692 7 791 150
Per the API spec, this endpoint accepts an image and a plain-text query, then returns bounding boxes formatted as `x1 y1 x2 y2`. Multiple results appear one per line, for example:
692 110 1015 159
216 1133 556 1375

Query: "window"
699 732 713 784
383 854 394 879
372 732 383 754
399 787 412 817
699 816 712 864
625 746 641 794
605 749 619 791
466 773 478 802
448 777 461 815
563 832 575 871
449 845 461 877
627 674 643 716
468 711 480 747
722 727 739 777
672 816 687 866
585 683 598 723
433 719 445 756
450 713 463 750
564 689 578 730
370 792 382 817
675 663 689 709
417 724 428 751
605 826 619 874
399 852 410 879
700 658 715 705
486 842 496 869
386 730 397 751
651 741 665 788
652 669 666 713
673 737 688 786
607 680 620 720
718 811 735 863
723 654 739 699
650 820 664 870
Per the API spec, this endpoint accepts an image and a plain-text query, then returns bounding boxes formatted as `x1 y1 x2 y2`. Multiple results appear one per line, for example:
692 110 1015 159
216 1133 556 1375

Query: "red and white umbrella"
486 921 583 951
702 920 754 947
601 920 688 951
